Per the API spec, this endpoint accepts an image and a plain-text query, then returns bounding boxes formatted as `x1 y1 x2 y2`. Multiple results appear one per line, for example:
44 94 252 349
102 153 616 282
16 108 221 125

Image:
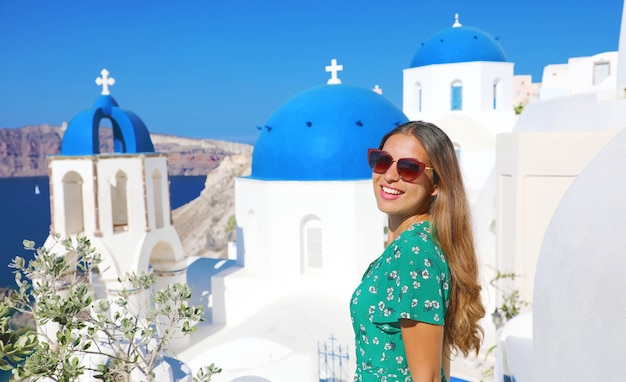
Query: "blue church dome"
251 84 409 180
61 94 155 155
410 17 507 68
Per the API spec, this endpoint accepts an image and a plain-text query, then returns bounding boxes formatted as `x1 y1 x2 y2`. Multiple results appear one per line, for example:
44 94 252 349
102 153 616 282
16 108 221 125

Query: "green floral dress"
350 221 450 382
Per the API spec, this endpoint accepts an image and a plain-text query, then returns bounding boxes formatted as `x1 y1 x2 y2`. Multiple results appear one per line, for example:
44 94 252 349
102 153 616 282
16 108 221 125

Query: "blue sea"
0 175 207 290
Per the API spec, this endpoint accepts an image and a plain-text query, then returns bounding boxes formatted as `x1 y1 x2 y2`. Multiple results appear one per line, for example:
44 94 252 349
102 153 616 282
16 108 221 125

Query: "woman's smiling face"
372 133 437 229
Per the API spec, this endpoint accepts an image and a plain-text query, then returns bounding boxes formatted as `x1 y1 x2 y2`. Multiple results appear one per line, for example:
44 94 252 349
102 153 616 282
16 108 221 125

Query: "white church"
44 6 626 381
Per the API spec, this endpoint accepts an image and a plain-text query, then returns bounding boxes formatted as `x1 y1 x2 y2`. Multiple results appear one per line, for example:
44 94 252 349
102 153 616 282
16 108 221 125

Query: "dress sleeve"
371 230 449 327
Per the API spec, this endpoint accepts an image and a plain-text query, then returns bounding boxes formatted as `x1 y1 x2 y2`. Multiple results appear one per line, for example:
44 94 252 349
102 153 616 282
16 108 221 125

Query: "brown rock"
0 125 253 178
172 154 252 258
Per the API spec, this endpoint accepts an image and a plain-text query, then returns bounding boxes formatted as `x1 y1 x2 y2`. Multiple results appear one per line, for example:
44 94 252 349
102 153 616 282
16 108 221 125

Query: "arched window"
301 217 323 275
110 170 129 233
63 171 84 234
152 170 164 229
493 79 502 110
451 80 463 111
415 82 423 112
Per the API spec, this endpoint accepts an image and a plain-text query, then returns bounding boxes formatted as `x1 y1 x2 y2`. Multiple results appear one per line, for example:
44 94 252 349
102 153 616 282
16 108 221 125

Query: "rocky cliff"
0 124 252 177
172 154 252 258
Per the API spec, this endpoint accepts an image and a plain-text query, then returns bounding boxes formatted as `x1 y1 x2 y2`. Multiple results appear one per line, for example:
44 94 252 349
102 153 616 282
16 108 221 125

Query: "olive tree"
0 235 220 381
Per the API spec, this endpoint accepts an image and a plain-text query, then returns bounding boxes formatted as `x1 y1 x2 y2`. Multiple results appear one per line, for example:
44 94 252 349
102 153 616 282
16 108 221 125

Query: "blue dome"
410 25 507 68
60 95 155 155
251 84 409 180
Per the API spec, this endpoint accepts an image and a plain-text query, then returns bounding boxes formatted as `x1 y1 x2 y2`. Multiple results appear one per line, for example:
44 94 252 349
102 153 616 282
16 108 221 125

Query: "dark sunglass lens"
369 151 392 173
397 160 423 181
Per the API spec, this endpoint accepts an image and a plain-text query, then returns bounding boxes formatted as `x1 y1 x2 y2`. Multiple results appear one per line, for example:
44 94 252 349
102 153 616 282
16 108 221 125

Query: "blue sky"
0 0 623 144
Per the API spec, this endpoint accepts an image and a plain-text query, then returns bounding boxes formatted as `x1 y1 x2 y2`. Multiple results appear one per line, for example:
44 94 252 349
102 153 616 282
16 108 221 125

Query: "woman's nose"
383 161 400 182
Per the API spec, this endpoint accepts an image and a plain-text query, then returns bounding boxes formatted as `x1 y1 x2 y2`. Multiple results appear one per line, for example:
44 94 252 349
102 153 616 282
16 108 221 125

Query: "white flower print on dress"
350 222 450 382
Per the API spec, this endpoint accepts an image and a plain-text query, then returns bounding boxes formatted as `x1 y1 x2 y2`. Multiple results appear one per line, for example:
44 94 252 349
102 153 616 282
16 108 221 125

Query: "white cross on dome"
325 59 343 85
95 69 116 95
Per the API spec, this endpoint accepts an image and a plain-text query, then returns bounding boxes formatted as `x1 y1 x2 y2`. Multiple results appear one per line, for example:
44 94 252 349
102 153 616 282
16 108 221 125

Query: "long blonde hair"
379 121 485 356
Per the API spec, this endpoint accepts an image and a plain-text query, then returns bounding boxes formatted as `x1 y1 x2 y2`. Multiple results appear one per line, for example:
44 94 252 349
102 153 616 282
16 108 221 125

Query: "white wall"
218 177 386 328
534 128 626 381
403 61 515 123
540 52 619 100
495 130 617 304
47 154 185 284
235 178 384 284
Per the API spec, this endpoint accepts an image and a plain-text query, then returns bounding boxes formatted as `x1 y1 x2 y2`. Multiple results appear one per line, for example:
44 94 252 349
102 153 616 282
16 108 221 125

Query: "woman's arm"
400 318 444 382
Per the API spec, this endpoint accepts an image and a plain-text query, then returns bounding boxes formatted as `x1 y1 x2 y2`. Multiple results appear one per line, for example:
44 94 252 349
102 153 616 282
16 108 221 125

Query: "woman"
350 121 484 381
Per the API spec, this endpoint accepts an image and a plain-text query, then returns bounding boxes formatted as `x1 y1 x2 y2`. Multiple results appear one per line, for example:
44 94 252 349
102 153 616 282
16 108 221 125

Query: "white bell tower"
45 70 189 349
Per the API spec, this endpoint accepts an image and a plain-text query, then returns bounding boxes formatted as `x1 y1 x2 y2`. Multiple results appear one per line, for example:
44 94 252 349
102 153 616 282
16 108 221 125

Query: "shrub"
1 234 221 381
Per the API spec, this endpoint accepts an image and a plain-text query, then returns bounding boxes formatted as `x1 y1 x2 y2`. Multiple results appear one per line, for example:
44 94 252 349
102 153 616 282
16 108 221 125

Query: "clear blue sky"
0 0 623 144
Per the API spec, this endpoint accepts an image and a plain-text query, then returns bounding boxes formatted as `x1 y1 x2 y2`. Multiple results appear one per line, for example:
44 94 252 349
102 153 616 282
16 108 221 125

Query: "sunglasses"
367 148 433 182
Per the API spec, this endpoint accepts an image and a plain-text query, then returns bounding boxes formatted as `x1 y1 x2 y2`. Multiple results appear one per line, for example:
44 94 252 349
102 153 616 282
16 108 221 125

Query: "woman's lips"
380 185 403 200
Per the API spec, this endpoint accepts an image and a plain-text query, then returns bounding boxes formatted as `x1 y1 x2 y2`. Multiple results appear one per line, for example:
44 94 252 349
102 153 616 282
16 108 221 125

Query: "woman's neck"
387 213 430 242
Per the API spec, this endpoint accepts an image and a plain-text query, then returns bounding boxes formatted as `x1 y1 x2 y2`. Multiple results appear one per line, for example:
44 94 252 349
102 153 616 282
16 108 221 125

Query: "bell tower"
45 69 189 348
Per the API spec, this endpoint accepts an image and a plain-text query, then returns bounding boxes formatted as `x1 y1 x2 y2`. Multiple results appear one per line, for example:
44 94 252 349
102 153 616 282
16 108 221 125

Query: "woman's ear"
430 184 439 197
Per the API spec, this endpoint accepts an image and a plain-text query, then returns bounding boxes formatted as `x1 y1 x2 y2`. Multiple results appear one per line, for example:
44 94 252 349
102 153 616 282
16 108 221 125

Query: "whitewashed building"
403 14 518 202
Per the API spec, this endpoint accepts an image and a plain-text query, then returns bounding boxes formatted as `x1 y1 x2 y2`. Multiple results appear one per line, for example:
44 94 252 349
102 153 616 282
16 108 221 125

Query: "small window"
302 217 324 274
63 172 84 234
415 82 423 112
152 170 164 229
593 62 610 85
451 81 463 111
111 171 129 233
